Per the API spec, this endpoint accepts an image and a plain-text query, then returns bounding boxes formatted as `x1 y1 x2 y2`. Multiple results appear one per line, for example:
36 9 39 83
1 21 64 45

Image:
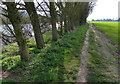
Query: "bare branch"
36 0 49 17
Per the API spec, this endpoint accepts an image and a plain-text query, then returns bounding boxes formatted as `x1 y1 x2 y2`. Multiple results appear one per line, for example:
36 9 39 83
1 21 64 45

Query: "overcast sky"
87 0 120 21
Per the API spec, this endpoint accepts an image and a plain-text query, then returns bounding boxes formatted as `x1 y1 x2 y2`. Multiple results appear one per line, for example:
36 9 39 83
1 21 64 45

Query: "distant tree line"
92 18 120 21
0 0 96 61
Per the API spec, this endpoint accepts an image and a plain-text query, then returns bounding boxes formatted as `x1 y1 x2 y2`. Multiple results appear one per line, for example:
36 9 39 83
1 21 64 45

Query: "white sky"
87 0 120 20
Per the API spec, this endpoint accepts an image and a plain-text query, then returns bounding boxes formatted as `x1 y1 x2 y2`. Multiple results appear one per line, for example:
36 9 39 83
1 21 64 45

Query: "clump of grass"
87 30 107 82
2 55 21 71
2 43 19 58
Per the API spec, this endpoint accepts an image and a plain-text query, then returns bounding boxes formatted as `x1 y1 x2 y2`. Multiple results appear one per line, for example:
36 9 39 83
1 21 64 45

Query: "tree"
24 1 45 48
50 2 58 41
5 2 29 61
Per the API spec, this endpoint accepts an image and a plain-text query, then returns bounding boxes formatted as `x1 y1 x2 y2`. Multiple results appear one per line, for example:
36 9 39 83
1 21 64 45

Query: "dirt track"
76 23 119 82
76 28 89 82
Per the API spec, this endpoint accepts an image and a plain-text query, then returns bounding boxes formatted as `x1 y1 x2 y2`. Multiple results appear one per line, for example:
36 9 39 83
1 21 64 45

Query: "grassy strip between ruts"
87 30 118 82
2 24 88 82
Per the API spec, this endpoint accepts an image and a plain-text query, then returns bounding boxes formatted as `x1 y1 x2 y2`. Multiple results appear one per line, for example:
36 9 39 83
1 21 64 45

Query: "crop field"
90 21 118 44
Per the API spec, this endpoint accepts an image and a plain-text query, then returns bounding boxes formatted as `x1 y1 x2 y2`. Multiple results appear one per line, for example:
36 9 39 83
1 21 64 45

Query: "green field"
90 21 118 44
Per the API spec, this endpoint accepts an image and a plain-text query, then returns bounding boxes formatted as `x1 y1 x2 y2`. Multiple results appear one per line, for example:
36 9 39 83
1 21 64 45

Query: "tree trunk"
24 2 45 48
60 20 63 35
6 2 29 61
64 18 68 33
50 2 58 41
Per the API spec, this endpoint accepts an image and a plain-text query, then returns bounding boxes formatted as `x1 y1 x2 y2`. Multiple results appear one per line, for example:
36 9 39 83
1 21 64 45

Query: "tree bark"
50 2 58 41
6 2 29 61
59 14 63 35
24 2 45 48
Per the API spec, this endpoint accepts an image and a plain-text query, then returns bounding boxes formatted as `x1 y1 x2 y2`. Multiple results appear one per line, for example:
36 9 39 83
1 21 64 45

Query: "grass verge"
87 30 118 82
2 24 89 82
